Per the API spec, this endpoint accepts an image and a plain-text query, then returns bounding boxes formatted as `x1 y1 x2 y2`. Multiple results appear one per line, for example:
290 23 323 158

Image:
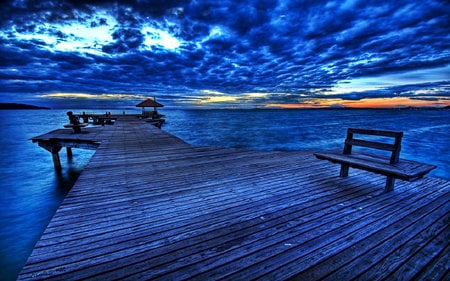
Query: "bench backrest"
343 128 403 164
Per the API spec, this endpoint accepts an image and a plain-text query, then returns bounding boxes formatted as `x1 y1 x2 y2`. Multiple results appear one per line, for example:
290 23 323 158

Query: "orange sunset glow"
266 97 450 109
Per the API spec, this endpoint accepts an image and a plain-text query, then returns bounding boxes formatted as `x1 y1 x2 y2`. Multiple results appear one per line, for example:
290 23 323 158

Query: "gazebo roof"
136 98 164 108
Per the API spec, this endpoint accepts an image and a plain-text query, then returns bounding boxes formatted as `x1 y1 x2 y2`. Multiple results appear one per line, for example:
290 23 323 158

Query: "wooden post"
38 141 63 170
385 176 395 192
66 147 73 161
340 164 349 177
52 151 62 170
49 145 62 171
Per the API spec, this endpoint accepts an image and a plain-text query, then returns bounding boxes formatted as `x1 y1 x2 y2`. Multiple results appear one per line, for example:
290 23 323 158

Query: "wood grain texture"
20 116 449 280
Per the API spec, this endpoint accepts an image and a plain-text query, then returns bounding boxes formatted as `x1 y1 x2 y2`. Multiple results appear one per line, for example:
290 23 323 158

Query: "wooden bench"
314 128 436 192
63 123 88 133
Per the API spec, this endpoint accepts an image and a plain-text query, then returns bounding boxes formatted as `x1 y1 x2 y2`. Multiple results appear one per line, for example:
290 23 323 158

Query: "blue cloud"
0 0 449 107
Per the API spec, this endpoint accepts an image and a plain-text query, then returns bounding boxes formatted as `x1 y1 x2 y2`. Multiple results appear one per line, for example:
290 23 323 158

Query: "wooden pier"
21 116 449 280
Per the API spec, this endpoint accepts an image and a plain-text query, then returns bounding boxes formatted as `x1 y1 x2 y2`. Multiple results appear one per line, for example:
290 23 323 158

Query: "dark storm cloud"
0 0 449 105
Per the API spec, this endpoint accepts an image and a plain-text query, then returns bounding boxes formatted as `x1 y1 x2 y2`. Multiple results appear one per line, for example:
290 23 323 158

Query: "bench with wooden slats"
314 128 436 192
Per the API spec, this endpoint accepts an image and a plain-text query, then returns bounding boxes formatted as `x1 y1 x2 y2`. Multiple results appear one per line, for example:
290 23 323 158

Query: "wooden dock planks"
20 116 449 280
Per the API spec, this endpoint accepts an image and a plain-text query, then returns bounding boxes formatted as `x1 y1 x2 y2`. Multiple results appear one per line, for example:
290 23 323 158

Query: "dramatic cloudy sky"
0 0 449 108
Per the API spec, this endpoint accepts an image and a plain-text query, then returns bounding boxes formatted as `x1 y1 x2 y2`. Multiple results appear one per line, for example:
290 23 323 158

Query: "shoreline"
0 103 50 110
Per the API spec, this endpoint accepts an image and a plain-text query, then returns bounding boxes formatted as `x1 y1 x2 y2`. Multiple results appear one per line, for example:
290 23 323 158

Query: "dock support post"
38 141 63 171
52 149 62 170
66 147 73 161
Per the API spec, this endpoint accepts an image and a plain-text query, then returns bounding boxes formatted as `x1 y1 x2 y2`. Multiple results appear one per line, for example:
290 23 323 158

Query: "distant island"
0 103 50 110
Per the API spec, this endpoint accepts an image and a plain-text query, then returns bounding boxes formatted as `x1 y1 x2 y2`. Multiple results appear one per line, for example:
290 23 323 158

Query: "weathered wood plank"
19 117 449 281
346 138 397 151
192 179 447 281
22 176 380 274
412 244 449 281
348 128 403 138
291 180 449 280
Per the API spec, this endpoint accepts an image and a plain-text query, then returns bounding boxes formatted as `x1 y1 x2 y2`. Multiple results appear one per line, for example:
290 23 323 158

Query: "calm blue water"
0 108 449 280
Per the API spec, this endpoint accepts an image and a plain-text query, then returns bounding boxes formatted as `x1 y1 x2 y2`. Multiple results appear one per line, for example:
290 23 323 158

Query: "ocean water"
0 108 449 280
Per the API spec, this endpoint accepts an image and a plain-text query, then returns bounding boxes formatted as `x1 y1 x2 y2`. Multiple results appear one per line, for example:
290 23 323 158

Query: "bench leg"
385 176 395 192
340 164 349 177
73 127 81 133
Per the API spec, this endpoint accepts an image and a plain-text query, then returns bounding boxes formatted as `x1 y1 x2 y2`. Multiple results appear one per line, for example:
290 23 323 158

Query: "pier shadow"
53 149 95 196
54 168 81 196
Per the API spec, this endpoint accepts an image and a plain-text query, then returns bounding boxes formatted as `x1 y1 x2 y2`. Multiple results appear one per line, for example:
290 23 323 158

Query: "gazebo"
136 97 163 118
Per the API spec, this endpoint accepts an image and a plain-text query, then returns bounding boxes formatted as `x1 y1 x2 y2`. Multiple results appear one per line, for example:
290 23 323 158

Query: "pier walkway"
21 116 449 280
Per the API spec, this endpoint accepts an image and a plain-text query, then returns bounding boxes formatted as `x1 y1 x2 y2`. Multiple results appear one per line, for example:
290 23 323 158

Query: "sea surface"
1 108 449 280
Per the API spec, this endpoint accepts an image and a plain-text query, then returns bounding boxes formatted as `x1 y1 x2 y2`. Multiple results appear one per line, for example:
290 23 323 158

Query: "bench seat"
314 128 437 192
314 150 436 182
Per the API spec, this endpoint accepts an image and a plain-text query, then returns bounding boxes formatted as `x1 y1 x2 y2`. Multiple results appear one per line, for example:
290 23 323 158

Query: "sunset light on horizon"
266 96 450 109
